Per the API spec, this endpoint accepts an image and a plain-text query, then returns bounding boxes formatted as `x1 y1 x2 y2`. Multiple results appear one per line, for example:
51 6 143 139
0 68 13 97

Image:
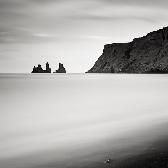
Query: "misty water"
1 74 168 168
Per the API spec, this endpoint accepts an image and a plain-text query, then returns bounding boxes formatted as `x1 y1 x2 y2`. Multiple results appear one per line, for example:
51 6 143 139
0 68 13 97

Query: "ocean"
0 74 168 168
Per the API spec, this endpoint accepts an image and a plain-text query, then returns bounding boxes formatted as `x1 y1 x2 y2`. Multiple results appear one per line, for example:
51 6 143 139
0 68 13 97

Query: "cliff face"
88 27 168 73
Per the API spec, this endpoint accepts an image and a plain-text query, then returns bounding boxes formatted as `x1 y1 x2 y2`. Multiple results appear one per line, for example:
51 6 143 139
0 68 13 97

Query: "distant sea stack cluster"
87 26 168 73
53 63 66 73
32 62 66 73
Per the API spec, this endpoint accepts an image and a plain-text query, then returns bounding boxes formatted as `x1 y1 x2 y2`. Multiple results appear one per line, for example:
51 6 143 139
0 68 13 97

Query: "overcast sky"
0 0 168 73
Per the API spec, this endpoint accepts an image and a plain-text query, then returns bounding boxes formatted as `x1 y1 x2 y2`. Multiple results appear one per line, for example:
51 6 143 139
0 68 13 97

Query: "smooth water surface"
0 74 168 168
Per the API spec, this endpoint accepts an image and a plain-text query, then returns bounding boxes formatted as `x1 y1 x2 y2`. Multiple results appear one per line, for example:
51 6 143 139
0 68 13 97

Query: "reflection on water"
0 74 168 168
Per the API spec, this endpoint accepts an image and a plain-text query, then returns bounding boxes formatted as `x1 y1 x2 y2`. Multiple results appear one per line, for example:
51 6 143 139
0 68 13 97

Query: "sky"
0 0 168 73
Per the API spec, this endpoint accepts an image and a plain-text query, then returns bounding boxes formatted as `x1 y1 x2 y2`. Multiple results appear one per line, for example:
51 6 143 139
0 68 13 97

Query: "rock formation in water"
87 26 168 73
54 63 66 73
32 62 51 73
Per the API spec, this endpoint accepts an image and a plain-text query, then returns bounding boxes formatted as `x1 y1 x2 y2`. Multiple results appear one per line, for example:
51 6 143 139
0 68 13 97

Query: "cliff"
87 26 168 73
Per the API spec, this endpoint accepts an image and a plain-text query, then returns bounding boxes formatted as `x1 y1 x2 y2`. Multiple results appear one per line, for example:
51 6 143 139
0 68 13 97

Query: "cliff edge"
87 26 168 73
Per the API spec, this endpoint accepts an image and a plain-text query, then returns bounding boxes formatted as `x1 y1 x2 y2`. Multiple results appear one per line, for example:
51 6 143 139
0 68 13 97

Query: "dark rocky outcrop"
87 26 168 73
54 63 66 73
32 62 51 73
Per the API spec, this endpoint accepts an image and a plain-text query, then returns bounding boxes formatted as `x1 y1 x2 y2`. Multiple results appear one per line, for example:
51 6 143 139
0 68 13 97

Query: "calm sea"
0 74 168 168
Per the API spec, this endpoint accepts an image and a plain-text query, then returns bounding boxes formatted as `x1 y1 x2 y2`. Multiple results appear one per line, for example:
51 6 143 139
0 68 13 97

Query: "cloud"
27 0 168 8
28 0 62 3
33 33 54 37
100 0 168 8
72 14 158 24
0 27 61 43
0 0 167 45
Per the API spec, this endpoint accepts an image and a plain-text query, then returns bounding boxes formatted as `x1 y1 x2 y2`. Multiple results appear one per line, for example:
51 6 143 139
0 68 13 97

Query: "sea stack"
54 63 66 73
87 26 168 73
32 62 51 73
